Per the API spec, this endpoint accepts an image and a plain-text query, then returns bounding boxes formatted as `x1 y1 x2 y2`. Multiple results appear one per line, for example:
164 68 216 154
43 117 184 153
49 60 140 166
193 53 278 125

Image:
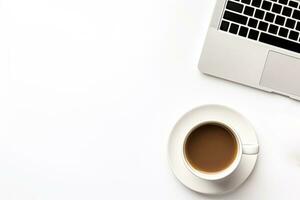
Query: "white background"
1 0 300 199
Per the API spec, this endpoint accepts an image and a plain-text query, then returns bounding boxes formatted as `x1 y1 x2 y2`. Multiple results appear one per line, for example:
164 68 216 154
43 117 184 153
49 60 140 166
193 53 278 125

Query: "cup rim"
182 121 242 181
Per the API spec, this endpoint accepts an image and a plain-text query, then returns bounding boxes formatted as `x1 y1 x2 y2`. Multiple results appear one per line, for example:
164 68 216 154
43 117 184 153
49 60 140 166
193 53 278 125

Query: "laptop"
199 0 300 100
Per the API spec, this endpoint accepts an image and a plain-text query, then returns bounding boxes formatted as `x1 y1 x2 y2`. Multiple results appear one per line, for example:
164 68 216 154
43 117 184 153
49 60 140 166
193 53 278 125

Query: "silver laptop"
199 0 300 100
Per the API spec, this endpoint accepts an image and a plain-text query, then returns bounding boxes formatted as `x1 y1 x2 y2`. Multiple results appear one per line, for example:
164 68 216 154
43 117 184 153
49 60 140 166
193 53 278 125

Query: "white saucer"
168 105 259 195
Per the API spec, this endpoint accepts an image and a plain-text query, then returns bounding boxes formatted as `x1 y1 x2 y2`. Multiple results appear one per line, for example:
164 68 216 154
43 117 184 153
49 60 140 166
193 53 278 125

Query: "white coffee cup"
182 121 259 181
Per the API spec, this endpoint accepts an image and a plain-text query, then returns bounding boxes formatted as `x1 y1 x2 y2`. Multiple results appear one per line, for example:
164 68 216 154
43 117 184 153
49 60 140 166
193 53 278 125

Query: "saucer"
168 105 259 195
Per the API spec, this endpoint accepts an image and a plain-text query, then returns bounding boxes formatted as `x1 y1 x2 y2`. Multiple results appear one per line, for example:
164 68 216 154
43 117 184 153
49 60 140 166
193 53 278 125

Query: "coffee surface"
184 123 238 173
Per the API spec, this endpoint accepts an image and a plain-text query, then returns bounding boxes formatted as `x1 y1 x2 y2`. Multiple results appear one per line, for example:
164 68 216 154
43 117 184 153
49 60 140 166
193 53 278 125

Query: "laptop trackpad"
260 51 300 97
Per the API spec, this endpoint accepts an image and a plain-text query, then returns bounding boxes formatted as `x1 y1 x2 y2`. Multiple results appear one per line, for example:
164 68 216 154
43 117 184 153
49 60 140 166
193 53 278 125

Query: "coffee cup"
168 105 260 193
182 121 259 181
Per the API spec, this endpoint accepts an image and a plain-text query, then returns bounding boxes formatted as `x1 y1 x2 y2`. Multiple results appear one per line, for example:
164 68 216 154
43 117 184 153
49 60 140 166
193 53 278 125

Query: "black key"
278 0 288 5
289 30 299 40
220 21 230 31
229 23 239 34
292 10 300 20
252 0 262 7
296 22 300 31
272 3 282 13
269 24 279 34
258 21 269 31
286 18 296 29
275 15 285 25
259 32 300 53
224 11 248 25
289 1 298 8
239 26 249 37
265 12 275 22
248 18 259 28
248 29 259 40
241 0 251 4
282 7 292 17
270 0 277 2
226 1 244 13
244 6 255 16
278 27 289 37
254 9 265 19
262 0 272 10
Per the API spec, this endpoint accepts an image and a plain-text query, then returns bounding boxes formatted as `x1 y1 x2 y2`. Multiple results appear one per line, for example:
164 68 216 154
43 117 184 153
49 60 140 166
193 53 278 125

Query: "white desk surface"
1 0 300 199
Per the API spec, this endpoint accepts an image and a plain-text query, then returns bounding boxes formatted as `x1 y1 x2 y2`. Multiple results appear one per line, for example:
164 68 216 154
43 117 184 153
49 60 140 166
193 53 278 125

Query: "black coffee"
184 123 238 173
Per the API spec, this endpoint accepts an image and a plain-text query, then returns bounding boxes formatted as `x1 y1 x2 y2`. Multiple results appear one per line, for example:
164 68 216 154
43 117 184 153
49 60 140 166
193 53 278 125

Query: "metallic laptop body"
199 0 300 100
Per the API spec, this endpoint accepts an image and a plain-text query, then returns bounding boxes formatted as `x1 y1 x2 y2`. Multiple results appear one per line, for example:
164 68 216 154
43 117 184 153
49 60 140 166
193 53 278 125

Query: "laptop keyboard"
220 0 300 53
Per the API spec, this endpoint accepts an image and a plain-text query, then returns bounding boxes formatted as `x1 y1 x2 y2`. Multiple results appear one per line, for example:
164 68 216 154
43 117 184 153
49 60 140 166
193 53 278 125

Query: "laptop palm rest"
260 51 300 97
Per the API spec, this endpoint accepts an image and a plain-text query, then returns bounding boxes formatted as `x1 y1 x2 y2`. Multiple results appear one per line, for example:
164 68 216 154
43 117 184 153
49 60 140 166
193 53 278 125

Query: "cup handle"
242 144 259 155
